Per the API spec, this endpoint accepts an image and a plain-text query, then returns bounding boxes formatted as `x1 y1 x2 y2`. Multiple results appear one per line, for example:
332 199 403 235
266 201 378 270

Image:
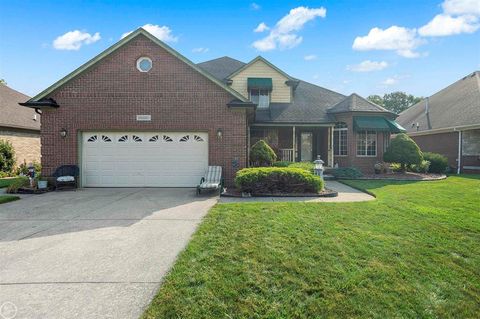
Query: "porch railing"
279 148 294 162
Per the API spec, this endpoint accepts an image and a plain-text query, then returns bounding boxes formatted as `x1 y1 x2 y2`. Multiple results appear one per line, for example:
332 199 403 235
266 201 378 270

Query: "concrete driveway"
0 188 217 318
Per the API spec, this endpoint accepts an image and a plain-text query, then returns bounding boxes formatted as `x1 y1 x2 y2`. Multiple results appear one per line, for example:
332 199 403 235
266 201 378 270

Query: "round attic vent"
136 57 152 72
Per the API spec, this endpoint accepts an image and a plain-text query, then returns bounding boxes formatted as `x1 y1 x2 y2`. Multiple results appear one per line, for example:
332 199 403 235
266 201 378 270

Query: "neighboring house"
20 28 404 187
397 71 480 173
0 84 41 167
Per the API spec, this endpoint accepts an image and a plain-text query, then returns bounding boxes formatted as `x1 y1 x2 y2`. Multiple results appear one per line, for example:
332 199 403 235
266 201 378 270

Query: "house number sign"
136 115 151 121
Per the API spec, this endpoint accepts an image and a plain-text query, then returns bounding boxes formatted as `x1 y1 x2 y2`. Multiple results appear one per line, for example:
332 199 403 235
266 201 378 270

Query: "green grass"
0 195 20 204
0 177 27 188
144 175 480 318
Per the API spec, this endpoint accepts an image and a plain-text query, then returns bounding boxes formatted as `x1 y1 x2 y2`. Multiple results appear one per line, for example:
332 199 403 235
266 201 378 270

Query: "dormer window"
247 77 272 109
250 89 270 109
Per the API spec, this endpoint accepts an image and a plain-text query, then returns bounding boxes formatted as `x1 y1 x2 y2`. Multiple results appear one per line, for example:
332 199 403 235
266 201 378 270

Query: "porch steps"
323 174 336 180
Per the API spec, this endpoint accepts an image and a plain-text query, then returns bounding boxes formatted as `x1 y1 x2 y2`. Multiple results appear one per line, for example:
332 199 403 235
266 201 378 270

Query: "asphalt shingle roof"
328 93 393 114
0 84 40 131
198 57 346 123
397 71 480 132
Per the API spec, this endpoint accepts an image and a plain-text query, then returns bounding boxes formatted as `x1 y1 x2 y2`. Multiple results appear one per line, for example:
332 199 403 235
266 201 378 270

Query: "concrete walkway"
0 188 217 319
219 181 374 203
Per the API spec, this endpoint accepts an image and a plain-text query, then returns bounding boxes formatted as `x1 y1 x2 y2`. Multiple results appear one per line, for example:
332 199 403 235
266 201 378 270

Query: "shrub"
288 162 315 174
15 161 42 176
327 167 363 179
6 176 29 194
383 134 423 171
0 139 15 174
409 160 431 173
235 167 323 194
250 140 277 166
271 161 292 167
423 152 448 173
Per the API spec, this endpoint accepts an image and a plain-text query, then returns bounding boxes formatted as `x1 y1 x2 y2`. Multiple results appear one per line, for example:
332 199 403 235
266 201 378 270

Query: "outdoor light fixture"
216 128 223 140
60 129 67 138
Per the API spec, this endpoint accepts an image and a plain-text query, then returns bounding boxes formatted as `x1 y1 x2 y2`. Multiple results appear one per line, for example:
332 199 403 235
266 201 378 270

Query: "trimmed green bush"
383 134 423 171
327 167 363 179
271 161 291 167
235 167 323 194
409 160 431 173
423 152 448 173
0 139 15 174
288 162 315 174
250 140 277 166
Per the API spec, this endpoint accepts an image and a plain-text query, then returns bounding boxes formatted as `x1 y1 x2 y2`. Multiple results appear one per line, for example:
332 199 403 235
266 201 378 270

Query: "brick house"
397 71 480 173
21 28 405 187
0 84 41 167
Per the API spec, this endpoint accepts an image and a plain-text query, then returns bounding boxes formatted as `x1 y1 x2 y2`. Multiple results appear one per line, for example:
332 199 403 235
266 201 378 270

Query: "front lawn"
0 195 20 204
0 177 27 188
144 175 480 318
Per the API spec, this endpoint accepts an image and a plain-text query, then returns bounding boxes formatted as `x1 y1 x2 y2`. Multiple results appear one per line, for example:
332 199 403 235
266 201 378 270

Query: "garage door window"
132 135 142 142
163 135 173 142
87 135 98 142
194 135 204 142
102 135 112 142
118 135 128 142
180 135 190 142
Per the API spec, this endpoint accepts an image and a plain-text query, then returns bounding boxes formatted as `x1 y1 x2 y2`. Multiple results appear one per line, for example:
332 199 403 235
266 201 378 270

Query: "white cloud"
442 0 480 16
347 60 388 72
382 77 398 86
304 54 317 61
254 22 269 33
53 30 101 50
251 3 261 10
192 47 209 53
252 6 326 51
122 24 178 42
352 26 422 58
419 14 479 36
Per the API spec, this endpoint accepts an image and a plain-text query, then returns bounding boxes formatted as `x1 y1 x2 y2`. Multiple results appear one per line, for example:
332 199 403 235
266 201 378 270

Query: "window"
118 135 128 142
356 131 377 156
132 135 142 142
87 135 97 142
194 135 204 142
136 57 152 72
180 135 190 142
333 123 348 156
102 135 112 142
250 89 270 109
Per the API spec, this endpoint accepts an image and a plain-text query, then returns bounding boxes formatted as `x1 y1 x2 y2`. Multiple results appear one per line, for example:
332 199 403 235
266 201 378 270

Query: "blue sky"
1 0 479 98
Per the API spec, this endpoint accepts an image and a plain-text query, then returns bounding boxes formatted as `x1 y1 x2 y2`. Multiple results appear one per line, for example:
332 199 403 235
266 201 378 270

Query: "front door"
300 132 313 161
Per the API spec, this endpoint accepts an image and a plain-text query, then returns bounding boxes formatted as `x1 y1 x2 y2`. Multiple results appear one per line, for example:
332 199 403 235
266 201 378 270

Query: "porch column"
247 126 251 167
328 126 334 167
292 126 296 162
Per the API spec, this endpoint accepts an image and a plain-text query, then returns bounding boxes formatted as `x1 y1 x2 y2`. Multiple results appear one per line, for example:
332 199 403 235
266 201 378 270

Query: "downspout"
457 130 462 174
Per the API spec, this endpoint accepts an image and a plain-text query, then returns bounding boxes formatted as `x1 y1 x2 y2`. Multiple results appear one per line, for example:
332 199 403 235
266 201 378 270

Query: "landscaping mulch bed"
221 188 338 198
354 172 446 181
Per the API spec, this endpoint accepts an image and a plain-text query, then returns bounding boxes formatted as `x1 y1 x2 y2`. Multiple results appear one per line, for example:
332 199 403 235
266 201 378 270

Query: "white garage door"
81 132 208 187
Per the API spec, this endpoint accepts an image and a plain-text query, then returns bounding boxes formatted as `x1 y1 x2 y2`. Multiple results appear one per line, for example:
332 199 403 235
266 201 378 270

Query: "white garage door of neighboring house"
81 132 208 187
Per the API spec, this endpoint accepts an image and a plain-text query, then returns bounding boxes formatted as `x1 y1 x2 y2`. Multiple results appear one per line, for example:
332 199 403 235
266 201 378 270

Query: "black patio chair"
53 165 80 190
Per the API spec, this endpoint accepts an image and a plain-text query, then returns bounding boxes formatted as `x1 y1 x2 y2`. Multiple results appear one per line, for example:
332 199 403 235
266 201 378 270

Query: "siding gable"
230 59 291 103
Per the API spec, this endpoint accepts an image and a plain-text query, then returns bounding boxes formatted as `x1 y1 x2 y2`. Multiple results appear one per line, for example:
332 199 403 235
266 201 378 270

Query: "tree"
383 134 423 171
250 140 277 166
0 139 16 174
0 79 6 85
366 94 384 107
368 91 423 114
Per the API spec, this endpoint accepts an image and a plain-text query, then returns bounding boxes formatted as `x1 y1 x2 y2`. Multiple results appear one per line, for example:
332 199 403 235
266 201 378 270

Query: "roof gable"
0 84 39 131
397 71 480 132
328 93 394 115
29 28 247 102
226 56 293 80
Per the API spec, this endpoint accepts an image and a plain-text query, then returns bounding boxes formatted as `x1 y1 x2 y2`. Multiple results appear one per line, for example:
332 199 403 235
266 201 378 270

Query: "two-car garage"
81 132 208 187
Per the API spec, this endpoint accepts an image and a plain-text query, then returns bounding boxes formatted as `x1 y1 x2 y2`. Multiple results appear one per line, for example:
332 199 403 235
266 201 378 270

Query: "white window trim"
136 57 152 72
356 130 377 157
333 126 348 157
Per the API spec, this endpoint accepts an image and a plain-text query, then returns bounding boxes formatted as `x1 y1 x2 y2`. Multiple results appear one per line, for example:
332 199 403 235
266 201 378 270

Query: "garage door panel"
82 132 208 187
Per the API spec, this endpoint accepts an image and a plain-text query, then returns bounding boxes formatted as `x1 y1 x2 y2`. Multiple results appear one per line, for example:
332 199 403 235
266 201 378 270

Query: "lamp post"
313 155 324 178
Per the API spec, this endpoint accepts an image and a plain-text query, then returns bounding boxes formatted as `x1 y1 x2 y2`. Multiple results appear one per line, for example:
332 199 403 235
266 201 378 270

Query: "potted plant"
36 174 48 190
374 162 383 174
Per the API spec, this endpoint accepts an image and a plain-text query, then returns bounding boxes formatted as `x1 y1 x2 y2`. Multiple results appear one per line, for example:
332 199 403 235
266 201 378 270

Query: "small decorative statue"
27 163 35 188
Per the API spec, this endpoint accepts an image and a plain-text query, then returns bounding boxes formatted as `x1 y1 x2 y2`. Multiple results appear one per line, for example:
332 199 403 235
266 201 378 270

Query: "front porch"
249 125 334 166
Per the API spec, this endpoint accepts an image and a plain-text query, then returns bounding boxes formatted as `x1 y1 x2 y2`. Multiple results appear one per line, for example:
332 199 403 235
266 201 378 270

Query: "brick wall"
0 128 40 167
41 34 248 185
410 132 459 170
333 113 390 173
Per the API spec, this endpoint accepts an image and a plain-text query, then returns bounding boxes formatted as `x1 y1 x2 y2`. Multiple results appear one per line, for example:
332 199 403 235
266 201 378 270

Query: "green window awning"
353 116 406 133
247 78 273 90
